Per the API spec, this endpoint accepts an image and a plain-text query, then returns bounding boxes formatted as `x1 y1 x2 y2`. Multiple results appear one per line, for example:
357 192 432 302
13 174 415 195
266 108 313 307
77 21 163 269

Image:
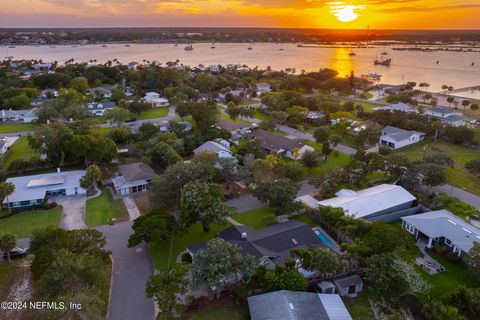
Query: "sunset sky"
0 0 479 29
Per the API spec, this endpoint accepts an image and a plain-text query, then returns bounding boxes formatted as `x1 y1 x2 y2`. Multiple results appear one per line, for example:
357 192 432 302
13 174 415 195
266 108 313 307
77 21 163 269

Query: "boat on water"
381 51 388 55
348 49 356 56
101 44 108 47
174 44 178 47
8 46 15 49
297 43 304 47
125 44 130 47
279 48 284 51
211 43 215 49
361 73 382 81
248 47 253 50
184 44 193 51
374 57 392 66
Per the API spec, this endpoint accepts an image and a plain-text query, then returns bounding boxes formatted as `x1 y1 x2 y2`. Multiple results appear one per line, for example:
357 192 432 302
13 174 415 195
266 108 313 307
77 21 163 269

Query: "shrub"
181 252 192 264
262 213 277 226
434 244 448 255
446 251 461 263
378 146 393 155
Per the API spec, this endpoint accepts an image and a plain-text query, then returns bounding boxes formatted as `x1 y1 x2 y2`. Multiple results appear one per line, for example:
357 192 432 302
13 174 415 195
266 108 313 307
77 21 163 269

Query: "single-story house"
402 209 480 258
373 102 417 113
252 129 315 159
215 118 251 134
87 86 114 98
193 140 233 158
379 126 425 149
143 92 169 108
188 220 326 269
248 290 352 320
425 106 457 119
255 82 272 96
317 184 417 221
3 170 86 209
38 88 58 99
86 101 116 117
0 108 38 123
333 275 364 298
441 115 472 128
112 162 157 196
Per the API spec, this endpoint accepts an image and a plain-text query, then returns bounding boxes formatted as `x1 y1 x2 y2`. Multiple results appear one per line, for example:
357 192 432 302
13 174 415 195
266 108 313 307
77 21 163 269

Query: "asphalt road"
433 184 480 210
96 221 155 320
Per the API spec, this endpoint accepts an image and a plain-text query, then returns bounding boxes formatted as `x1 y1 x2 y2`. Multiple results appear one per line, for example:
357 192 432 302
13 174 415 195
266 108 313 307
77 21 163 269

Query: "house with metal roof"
112 162 157 196
317 184 417 221
3 170 86 209
333 275 363 298
252 129 314 159
188 220 325 268
379 126 425 149
373 102 417 113
402 209 480 258
247 290 352 320
0 108 38 123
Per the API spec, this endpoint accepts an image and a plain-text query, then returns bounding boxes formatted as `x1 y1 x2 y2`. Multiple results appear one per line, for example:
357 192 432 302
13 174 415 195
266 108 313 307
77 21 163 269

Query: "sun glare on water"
329 2 363 22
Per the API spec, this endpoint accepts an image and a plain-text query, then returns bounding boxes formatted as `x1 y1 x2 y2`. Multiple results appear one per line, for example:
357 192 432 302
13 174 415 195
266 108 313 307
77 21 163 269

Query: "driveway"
123 196 141 220
56 195 87 230
96 222 155 320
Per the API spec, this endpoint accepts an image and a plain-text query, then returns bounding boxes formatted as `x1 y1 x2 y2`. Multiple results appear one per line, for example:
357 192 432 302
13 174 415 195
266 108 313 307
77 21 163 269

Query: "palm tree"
0 232 16 262
292 148 301 167
80 165 102 194
0 182 15 213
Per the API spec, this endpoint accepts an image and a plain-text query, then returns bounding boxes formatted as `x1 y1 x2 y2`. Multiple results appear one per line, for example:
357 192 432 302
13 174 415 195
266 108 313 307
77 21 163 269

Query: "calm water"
3 43 480 97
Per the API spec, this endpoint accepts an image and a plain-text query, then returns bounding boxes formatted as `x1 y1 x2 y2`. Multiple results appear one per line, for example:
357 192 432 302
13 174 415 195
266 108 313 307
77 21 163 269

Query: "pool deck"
312 226 343 255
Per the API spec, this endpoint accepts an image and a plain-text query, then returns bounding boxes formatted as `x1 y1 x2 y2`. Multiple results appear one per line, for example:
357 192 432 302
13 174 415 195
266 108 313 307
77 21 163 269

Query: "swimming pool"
314 229 337 251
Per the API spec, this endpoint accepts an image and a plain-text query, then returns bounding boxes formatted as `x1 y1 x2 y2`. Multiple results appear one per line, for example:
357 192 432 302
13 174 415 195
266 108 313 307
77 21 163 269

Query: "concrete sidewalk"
122 196 141 220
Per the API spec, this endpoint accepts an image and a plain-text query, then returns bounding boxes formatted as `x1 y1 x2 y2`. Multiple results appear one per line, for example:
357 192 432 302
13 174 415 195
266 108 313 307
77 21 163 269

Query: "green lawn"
419 250 480 298
253 111 271 122
85 188 129 227
343 289 376 320
182 306 249 320
233 207 276 228
292 214 317 227
0 206 62 237
1 137 40 169
394 140 480 195
218 113 252 124
0 123 39 134
150 222 231 271
138 107 169 120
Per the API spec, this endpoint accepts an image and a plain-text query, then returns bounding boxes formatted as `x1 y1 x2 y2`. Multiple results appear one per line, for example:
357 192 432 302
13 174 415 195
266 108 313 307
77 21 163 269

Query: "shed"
333 275 363 298
318 281 336 294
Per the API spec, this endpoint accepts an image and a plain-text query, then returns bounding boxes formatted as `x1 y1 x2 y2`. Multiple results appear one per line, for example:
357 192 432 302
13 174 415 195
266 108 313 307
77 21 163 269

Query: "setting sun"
329 2 363 23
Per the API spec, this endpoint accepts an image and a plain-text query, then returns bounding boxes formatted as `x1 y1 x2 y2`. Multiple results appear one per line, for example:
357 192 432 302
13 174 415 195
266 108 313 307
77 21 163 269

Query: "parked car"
2 247 28 260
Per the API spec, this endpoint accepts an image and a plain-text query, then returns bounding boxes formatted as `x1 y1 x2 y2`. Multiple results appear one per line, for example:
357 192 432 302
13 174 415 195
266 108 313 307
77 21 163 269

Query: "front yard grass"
233 207 276 228
0 123 39 134
138 107 169 119
1 137 40 170
394 140 480 195
149 222 231 271
0 206 62 237
85 188 129 227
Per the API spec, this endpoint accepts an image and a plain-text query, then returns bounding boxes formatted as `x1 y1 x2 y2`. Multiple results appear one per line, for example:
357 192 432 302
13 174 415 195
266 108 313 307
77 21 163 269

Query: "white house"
425 107 457 119
3 170 86 209
379 126 425 149
317 184 417 221
373 102 417 113
425 107 471 127
255 82 272 96
143 92 169 108
402 209 480 258
194 140 233 158
86 101 116 117
0 108 38 123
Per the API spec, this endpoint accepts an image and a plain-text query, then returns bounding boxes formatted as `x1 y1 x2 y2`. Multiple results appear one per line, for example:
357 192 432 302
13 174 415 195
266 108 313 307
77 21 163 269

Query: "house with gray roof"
188 220 326 268
373 102 417 113
3 169 86 209
379 126 425 149
252 129 314 159
402 209 480 258
193 140 233 158
248 290 352 320
425 107 473 127
0 108 38 123
86 101 116 117
112 162 156 196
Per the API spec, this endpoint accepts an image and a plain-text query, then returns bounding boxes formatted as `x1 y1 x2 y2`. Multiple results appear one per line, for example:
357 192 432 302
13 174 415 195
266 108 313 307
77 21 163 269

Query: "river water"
3 43 480 98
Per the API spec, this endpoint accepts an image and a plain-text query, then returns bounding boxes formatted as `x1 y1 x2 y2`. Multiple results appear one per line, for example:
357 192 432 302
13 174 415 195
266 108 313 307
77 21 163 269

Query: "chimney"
57 167 61 173
241 232 247 239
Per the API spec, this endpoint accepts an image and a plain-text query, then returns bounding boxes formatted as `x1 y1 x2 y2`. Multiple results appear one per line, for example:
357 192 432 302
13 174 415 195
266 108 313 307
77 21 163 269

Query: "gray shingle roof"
402 209 480 253
117 162 156 183
253 129 306 152
248 290 352 320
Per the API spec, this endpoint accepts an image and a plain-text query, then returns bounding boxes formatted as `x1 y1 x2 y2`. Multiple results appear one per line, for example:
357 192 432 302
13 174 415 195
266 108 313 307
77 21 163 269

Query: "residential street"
433 184 480 210
96 221 155 320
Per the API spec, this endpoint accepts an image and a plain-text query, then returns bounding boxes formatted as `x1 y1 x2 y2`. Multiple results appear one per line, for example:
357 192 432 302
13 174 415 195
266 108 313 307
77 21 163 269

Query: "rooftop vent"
292 238 298 245
289 303 294 311
241 232 247 239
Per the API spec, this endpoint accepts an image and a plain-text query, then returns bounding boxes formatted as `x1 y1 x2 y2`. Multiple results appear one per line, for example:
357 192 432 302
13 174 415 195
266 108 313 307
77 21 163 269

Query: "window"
444 238 452 247
405 223 415 234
